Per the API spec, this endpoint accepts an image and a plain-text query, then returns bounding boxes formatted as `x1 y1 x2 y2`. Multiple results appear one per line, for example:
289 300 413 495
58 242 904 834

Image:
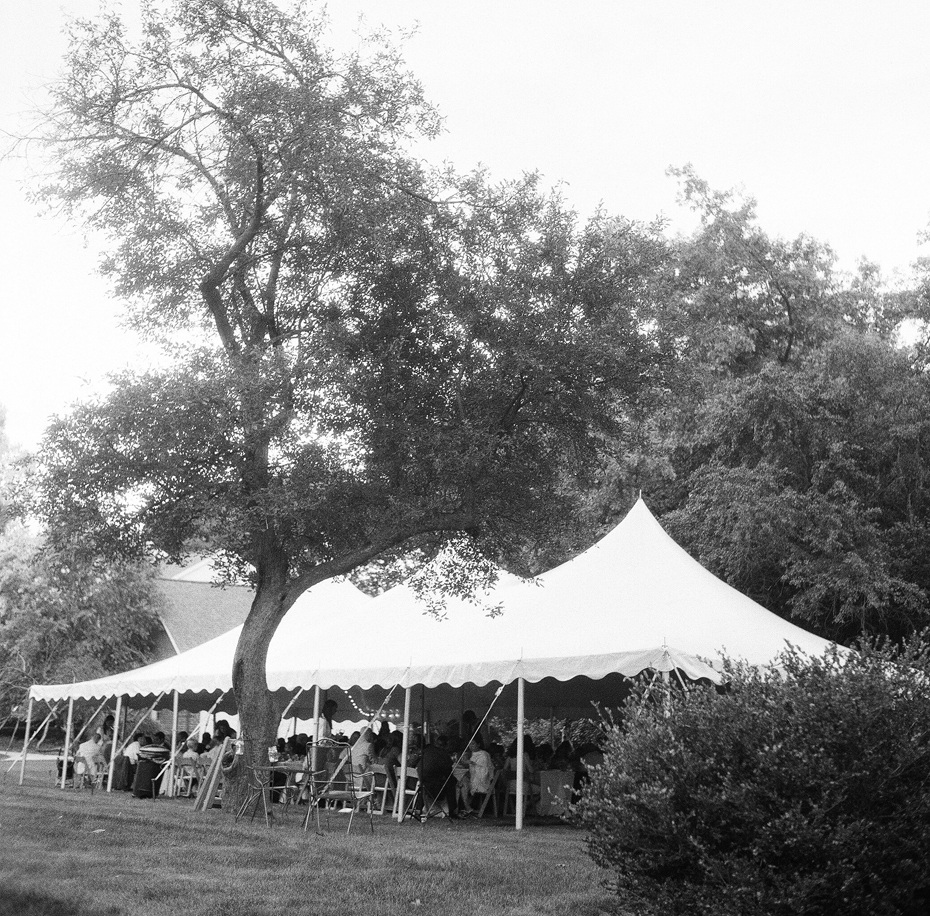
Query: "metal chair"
235 766 274 827
303 757 375 835
74 755 107 793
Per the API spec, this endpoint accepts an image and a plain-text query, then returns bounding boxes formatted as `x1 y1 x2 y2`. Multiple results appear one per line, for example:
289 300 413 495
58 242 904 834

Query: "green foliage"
27 0 670 775
490 715 603 749
663 333 930 640
575 639 930 916
0 527 162 718
31 0 669 587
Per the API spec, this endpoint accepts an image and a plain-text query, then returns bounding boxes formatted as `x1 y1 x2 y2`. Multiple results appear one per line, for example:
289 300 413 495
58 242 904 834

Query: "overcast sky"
2 1 929 450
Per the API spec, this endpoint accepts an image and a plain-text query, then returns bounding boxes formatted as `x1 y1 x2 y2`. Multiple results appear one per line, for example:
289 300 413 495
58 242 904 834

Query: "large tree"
27 0 667 802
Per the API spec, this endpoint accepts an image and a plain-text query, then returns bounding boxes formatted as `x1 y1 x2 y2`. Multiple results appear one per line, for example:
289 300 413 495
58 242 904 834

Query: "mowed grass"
0 758 623 916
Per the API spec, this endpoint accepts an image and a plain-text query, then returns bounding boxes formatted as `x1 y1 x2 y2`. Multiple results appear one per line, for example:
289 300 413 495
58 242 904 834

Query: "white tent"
26 498 837 819
31 496 836 707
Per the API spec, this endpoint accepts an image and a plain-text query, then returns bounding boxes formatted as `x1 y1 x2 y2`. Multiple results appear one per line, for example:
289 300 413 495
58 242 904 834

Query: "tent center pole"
61 698 74 790
167 690 180 797
516 677 525 831
311 686 321 775
18 697 34 786
396 686 412 823
107 695 123 791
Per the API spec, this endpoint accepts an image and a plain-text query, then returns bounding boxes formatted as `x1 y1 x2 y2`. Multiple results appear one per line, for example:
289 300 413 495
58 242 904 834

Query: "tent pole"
167 690 179 798
115 692 166 757
516 677 525 831
61 698 74 789
310 686 321 776
106 695 123 792
18 697 34 786
280 687 304 722
70 698 110 749
396 686 411 823
185 691 224 747
9 702 58 777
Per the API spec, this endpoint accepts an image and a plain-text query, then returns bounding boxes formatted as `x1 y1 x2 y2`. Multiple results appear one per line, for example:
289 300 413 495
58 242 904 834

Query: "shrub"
574 637 930 916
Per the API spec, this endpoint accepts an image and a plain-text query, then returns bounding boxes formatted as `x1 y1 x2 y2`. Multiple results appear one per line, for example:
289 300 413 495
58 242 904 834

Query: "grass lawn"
0 755 622 916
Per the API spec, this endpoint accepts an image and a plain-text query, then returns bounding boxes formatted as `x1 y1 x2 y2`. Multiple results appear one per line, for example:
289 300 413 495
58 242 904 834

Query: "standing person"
123 733 143 791
97 715 115 761
317 699 338 743
468 735 495 815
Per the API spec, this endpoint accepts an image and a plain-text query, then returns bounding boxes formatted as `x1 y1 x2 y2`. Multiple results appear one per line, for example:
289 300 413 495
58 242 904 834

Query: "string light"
344 689 400 721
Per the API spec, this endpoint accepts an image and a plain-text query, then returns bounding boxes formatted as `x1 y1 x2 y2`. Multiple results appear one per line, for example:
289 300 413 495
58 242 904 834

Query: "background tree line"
5 157 929 716
3 0 930 748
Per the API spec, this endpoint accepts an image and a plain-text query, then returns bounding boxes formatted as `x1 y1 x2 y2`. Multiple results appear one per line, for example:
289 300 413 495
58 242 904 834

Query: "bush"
574 637 930 916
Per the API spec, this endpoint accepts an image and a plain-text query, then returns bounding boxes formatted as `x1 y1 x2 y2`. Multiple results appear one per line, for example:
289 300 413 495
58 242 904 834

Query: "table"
235 762 310 826
536 769 573 817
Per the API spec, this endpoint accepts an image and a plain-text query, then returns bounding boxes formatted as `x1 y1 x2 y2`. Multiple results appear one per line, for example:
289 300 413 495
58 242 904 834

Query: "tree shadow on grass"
0 887 122 916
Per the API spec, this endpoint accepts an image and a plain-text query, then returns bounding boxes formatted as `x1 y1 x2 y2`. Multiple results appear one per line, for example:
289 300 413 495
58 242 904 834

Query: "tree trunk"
223 573 289 817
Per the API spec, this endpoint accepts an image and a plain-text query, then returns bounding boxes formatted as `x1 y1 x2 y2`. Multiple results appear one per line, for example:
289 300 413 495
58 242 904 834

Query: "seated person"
504 737 541 812
182 736 201 761
76 733 107 777
417 738 459 819
350 727 377 792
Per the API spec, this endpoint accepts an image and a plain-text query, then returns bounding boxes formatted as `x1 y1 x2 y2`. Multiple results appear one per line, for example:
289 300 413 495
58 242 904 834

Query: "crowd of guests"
69 705 604 816
267 704 604 821
70 715 240 796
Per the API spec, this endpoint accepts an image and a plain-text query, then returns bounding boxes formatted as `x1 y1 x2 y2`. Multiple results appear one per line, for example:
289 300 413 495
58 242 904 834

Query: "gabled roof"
153 579 254 654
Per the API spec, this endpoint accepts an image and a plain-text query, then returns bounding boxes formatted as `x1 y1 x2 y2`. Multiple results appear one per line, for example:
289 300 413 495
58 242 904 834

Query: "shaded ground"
0 757 622 916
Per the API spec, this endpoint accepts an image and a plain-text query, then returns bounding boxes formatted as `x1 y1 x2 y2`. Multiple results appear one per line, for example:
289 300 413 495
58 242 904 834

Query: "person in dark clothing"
417 740 459 819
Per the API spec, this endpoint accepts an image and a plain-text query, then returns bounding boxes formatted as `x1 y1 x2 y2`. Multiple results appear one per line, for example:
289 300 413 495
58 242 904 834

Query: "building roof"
153 579 253 655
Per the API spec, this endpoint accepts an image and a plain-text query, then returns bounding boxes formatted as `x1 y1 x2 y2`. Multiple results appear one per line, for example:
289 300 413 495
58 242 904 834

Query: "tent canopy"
30 499 835 715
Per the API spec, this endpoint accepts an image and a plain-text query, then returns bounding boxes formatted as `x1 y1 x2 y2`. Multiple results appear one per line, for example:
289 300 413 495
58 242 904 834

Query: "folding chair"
74 756 107 793
304 760 375 835
476 769 500 818
173 761 201 798
393 771 422 821
371 763 395 815
503 776 540 816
